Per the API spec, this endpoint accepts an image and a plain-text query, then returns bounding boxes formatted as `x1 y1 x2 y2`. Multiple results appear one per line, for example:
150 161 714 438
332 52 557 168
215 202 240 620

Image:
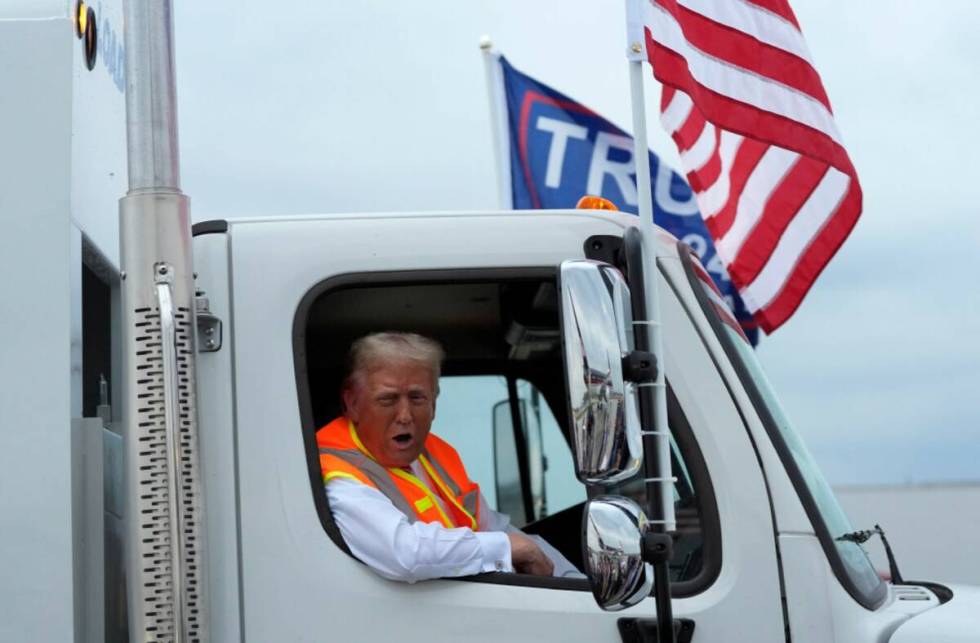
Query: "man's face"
342 360 437 468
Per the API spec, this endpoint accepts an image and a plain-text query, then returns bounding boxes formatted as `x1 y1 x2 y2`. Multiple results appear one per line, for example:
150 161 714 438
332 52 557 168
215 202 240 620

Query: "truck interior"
81 252 113 418
294 268 720 594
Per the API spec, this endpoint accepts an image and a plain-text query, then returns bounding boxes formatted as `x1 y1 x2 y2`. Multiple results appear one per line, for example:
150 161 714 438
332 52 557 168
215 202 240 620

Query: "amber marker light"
74 0 98 71
576 195 619 211
76 1 88 38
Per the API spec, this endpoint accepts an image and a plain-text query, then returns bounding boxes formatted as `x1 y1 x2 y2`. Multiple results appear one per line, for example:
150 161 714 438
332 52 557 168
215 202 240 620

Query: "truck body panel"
889 584 980 643
0 2 125 638
192 211 785 641
194 230 244 642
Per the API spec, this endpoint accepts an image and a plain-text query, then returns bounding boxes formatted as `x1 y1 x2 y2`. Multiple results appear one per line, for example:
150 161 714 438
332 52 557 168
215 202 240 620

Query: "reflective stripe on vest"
319 446 419 522
421 447 479 519
386 466 455 528
418 452 477 530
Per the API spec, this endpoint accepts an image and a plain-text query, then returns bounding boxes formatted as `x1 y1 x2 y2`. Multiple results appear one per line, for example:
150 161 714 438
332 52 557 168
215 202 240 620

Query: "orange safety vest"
316 416 481 530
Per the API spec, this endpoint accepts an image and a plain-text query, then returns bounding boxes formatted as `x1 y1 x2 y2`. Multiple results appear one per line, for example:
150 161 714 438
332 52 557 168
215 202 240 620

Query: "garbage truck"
1 1 977 641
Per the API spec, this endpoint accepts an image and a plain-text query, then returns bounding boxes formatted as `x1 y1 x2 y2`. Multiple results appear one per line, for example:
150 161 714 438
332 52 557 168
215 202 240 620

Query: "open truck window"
432 376 585 529
294 269 719 594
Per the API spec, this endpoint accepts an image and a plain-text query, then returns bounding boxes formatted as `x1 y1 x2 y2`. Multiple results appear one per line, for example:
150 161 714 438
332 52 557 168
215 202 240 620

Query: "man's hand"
507 532 555 576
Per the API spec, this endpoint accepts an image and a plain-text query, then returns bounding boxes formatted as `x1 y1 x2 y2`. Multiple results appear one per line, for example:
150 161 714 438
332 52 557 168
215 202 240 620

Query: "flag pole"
626 1 675 535
626 2 675 640
627 56 676 536
480 36 513 209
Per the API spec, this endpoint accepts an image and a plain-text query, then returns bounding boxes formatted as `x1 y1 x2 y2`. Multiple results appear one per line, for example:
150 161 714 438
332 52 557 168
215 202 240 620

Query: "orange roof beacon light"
575 195 619 211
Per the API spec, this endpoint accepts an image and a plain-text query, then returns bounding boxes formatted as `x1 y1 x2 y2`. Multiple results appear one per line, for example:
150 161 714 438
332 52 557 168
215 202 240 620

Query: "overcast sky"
173 1 979 486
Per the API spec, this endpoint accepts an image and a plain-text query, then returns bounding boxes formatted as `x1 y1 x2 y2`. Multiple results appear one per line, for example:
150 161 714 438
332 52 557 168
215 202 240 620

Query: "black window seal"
676 242 888 611
661 386 722 597
292 266 720 598
293 268 558 567
504 374 536 526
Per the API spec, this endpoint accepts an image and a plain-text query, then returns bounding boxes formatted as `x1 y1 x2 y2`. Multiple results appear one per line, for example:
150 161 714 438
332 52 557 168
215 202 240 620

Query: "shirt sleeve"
477 492 585 578
326 479 513 583
520 532 585 579
477 491 514 532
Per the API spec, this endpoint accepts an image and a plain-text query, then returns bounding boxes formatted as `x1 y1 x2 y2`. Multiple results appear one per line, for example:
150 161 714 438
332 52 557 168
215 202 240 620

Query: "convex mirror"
582 496 653 610
559 260 642 484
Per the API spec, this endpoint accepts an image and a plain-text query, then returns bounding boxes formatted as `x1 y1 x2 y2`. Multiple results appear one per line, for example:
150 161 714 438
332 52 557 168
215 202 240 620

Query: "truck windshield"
680 246 886 608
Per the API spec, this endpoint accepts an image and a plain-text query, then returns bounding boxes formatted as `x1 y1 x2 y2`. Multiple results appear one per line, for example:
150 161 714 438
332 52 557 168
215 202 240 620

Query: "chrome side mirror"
559 260 642 484
582 496 652 611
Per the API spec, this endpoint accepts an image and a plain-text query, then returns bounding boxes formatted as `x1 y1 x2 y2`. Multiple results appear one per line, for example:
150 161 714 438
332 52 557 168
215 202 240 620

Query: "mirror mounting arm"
622 350 658 384
641 531 673 565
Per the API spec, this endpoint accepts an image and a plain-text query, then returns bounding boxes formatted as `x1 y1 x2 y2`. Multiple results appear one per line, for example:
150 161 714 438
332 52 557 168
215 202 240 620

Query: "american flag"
628 0 862 333
689 249 752 344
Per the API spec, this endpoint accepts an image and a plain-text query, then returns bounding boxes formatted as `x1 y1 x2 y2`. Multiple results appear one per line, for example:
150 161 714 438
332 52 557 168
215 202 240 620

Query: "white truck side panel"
779 533 838 643
778 534 922 643
193 231 244 641
0 15 76 642
223 212 785 641
70 0 127 270
0 2 125 638
782 534 939 643
889 584 980 643
658 257 786 642
230 213 635 641
1 0 66 19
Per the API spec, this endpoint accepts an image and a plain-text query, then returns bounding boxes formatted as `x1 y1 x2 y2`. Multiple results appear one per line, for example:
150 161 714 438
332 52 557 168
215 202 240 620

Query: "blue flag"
495 55 758 345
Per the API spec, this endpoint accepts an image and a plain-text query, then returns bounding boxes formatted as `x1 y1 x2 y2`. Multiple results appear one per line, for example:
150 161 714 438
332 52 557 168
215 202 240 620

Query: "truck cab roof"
191 209 684 260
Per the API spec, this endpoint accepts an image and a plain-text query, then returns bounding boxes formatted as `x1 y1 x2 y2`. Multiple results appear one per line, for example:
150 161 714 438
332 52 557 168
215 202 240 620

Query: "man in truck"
316 332 579 582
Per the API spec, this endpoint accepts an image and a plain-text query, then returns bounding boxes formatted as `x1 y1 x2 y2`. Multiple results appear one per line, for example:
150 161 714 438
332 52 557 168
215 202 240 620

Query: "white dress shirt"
326 466 582 583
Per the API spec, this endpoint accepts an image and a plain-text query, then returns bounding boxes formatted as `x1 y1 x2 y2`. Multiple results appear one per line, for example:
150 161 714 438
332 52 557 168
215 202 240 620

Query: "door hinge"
195 291 223 352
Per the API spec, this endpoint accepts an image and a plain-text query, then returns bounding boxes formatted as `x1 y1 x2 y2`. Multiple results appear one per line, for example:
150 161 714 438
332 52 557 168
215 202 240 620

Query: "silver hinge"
195 291 223 352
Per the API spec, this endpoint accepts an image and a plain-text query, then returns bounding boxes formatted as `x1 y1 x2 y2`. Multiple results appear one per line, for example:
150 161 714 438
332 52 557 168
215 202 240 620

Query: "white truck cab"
2 1 977 641
178 210 960 642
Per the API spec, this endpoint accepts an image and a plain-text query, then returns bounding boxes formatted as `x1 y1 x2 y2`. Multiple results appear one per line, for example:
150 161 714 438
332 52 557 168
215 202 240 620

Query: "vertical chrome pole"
120 1 207 640
124 1 180 192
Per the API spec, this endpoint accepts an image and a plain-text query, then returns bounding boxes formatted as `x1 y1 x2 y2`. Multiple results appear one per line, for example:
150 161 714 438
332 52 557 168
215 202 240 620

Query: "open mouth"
392 432 413 446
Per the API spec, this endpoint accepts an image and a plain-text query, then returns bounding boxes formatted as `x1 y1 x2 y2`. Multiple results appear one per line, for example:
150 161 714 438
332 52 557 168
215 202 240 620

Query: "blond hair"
344 332 444 392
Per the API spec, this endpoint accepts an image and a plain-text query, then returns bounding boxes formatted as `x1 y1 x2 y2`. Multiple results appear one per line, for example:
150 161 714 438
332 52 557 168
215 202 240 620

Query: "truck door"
224 215 787 642
423 276 789 642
